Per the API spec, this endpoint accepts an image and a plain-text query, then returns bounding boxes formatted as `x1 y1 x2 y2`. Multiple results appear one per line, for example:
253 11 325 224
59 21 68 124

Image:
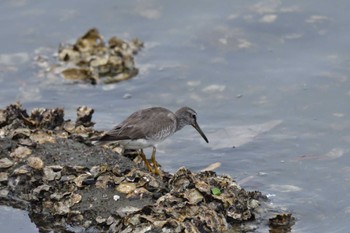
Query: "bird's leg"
139 149 154 173
151 147 160 175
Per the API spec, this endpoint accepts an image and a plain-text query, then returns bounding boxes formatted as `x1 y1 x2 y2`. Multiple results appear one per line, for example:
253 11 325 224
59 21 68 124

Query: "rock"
43 166 62 181
116 182 136 194
116 206 141 218
10 146 32 159
12 165 31 175
27 157 44 170
0 158 14 168
96 216 106 224
33 184 51 195
0 172 8 182
0 189 9 198
76 106 94 127
184 189 204 205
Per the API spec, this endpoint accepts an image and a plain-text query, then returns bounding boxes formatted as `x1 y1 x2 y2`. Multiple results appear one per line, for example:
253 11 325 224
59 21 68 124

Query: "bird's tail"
90 136 107 145
90 134 116 146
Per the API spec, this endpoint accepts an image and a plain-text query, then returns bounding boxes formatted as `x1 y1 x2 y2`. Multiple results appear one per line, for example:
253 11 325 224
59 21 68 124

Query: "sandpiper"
95 106 209 175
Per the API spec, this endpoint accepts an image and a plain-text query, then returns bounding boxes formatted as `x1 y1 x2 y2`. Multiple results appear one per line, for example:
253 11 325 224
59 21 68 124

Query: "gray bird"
94 106 209 175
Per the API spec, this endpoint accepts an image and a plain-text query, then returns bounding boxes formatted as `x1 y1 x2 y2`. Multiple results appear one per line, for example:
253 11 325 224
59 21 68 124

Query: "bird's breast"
148 126 175 141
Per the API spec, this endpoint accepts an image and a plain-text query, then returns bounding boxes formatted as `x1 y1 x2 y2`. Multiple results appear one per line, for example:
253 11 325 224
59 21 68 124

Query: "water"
0 206 37 233
1 0 350 232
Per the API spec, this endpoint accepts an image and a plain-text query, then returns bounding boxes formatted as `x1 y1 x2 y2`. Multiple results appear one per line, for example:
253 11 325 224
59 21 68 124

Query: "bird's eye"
192 114 196 119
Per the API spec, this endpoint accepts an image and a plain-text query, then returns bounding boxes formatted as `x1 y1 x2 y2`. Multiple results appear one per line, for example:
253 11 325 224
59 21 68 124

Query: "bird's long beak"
192 121 209 143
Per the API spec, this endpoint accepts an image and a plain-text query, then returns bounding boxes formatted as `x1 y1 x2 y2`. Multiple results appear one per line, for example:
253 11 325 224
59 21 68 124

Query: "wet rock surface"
0 103 294 232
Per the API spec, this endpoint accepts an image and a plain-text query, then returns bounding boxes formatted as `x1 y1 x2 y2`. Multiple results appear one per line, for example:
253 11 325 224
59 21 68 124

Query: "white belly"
118 139 157 149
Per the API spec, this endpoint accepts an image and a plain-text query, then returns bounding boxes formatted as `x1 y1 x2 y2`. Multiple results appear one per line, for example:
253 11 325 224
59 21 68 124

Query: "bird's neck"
175 116 187 132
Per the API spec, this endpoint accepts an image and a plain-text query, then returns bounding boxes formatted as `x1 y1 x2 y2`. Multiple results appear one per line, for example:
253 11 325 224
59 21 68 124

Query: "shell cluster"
0 103 294 232
38 28 143 84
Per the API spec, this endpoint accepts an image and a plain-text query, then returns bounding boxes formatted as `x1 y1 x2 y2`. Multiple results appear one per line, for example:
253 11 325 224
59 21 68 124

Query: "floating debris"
0 103 293 232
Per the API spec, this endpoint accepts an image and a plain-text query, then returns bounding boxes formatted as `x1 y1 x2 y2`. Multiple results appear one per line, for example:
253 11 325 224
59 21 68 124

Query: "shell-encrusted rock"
249 199 260 209
54 201 70 215
116 182 136 194
50 192 71 201
139 215 167 229
0 109 6 126
68 193 82 206
95 175 113 189
0 158 14 168
43 166 62 181
182 221 200 233
42 201 53 210
0 172 8 182
8 128 31 139
90 164 108 177
58 46 80 62
156 193 182 206
27 157 44 170
184 189 204 205
106 216 117 225
29 108 64 129
112 146 123 155
169 167 194 193
63 121 76 133
211 192 234 206
196 207 229 232
18 138 36 147
227 203 252 221
32 184 51 195
0 189 9 198
109 222 122 233
96 216 106 224
10 146 32 160
116 206 141 218
69 213 84 222
113 176 125 185
73 166 89 173
61 68 96 84
194 180 210 194
111 164 122 176
126 214 141 226
12 165 31 175
126 187 151 199
30 131 56 144
60 175 76 182
76 106 94 127
74 174 91 187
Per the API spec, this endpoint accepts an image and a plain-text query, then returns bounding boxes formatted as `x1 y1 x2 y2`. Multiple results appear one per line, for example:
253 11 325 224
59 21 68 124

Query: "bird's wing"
98 107 175 142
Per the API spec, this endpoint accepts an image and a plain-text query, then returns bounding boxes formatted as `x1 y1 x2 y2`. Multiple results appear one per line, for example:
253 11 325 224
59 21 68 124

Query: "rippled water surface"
1 1 350 232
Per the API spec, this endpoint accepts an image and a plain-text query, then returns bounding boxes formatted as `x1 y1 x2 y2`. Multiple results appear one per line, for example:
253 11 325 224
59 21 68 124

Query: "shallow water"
1 0 350 232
